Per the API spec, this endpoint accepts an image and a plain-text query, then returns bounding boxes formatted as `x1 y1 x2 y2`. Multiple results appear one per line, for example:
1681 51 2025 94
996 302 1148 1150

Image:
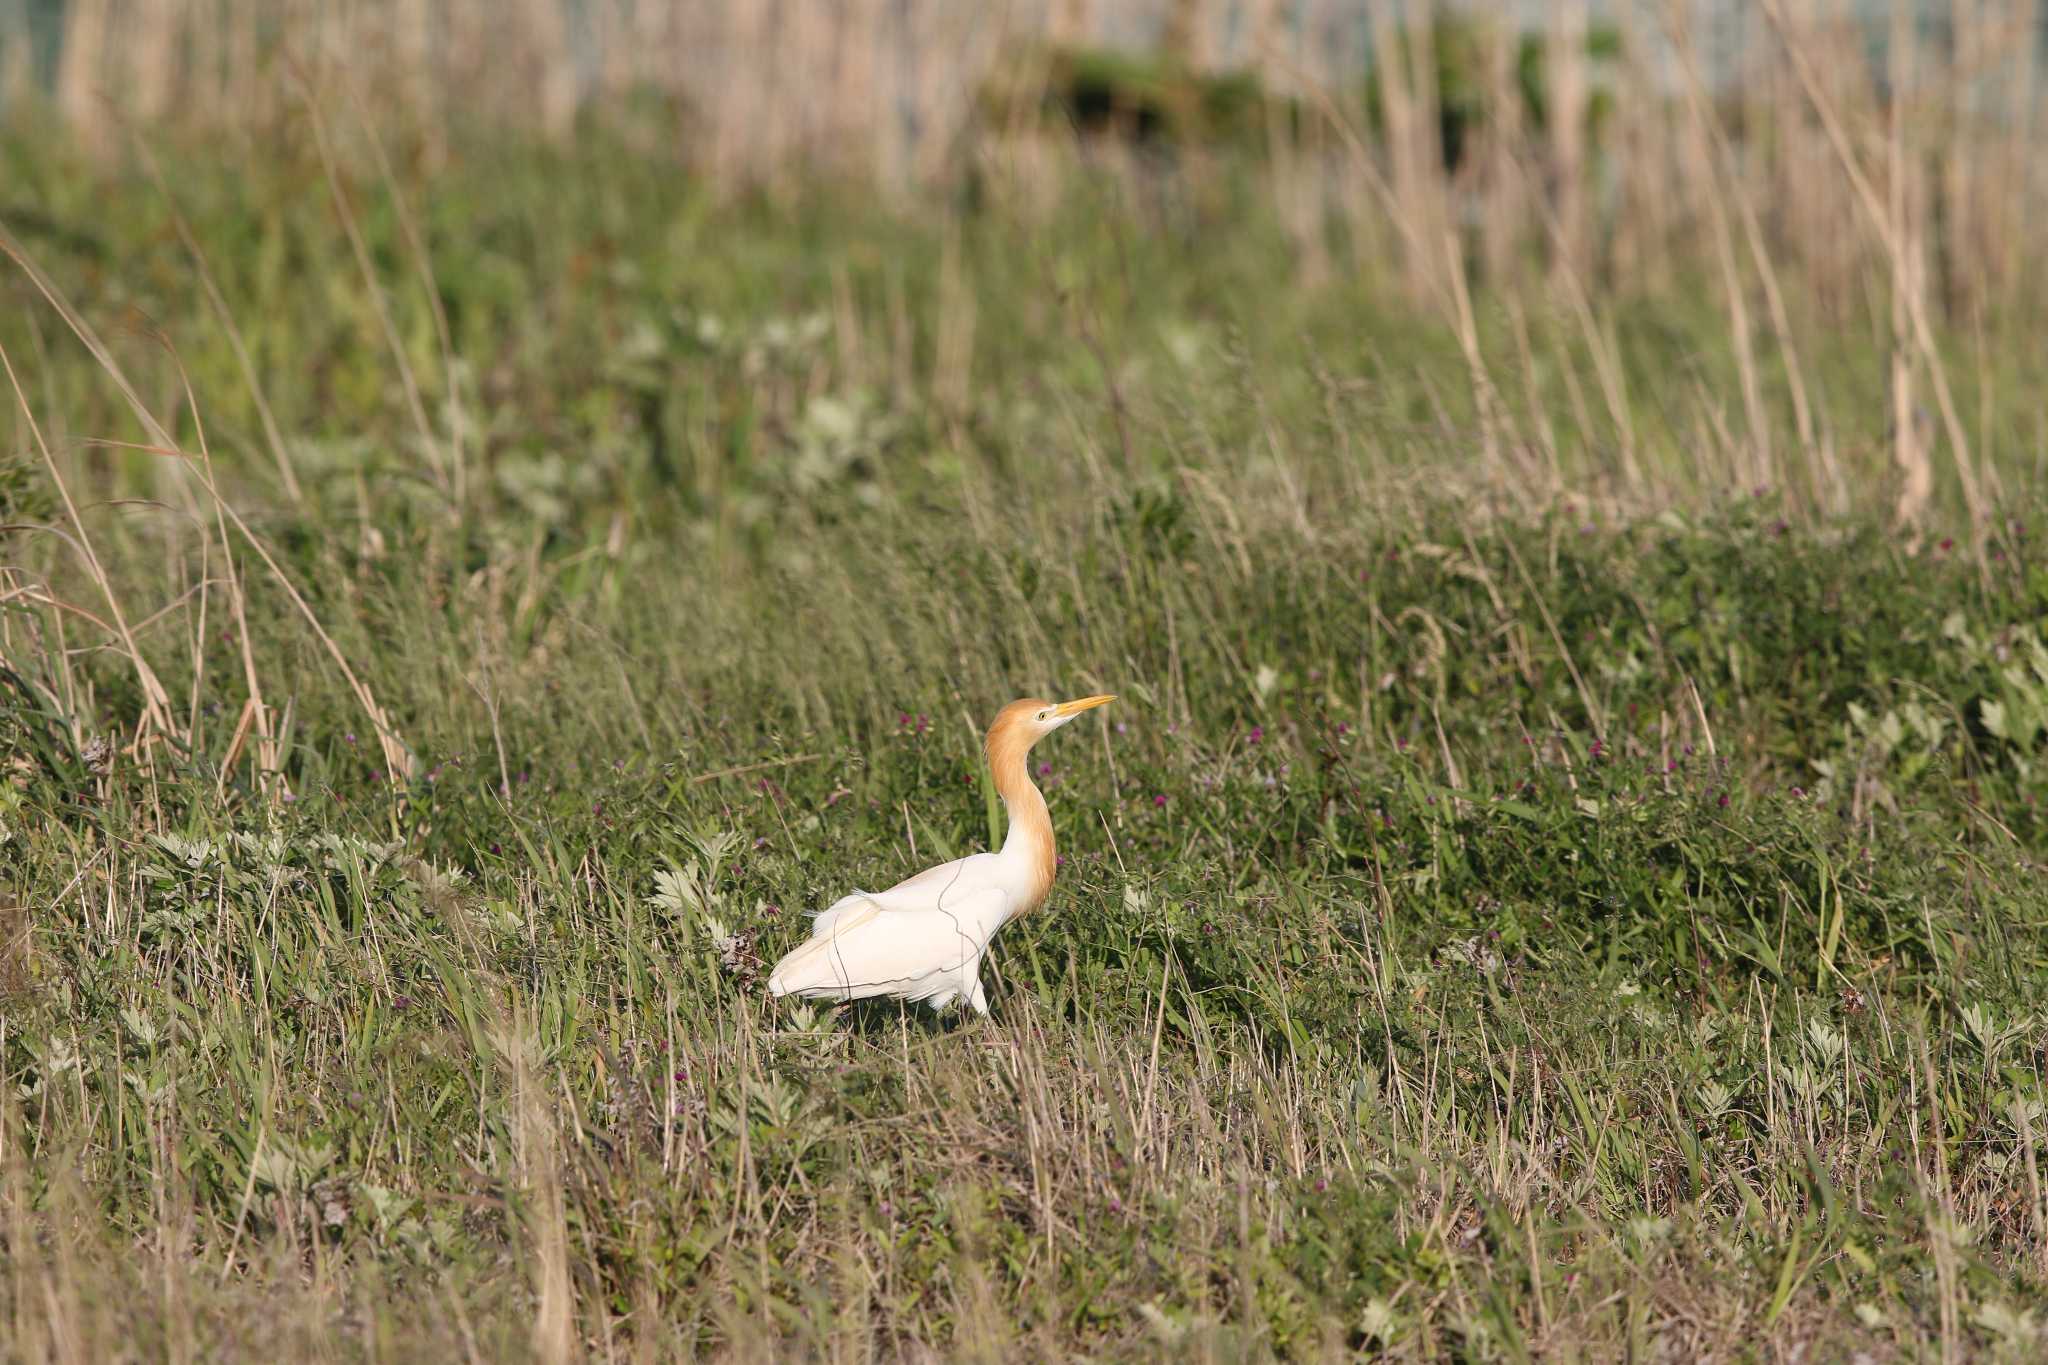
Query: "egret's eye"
1037 710 1051 722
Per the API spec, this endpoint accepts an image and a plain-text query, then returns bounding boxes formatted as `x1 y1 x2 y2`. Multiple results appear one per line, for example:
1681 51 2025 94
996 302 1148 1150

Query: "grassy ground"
5 115 2048 1361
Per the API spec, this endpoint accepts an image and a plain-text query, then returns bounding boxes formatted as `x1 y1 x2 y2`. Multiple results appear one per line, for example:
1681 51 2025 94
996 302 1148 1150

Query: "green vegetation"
988 46 1270 146
5 80 2048 1361
1364 14 1622 168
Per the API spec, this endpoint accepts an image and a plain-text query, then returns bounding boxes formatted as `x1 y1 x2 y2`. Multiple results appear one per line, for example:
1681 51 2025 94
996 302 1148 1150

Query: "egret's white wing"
876 851 1004 906
767 882 1009 1005
801 851 1001 941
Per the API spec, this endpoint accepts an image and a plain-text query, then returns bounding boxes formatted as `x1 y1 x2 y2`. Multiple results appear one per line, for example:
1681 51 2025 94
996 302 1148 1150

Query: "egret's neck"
987 730 1056 908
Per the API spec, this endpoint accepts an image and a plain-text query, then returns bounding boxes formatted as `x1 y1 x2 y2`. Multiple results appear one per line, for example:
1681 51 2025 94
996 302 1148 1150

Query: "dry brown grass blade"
1367 0 1450 307
1672 13 1773 496
0 336 177 750
0 222 414 783
1546 0 1593 289
0 581 120 637
1263 41 1452 322
493 1007 579 1365
216 695 260 796
173 353 283 804
1673 22 1829 503
1760 0 1988 559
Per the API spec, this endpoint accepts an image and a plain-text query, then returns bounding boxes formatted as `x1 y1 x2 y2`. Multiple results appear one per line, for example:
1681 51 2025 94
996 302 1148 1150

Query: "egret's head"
990 694 1116 749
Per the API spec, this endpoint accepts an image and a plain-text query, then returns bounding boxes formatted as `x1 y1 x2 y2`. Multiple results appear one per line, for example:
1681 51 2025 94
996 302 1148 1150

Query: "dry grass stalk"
1671 5 1774 497
0 222 414 784
1760 0 1988 555
497 1011 578 1365
1544 0 1593 291
1473 18 1528 289
1367 0 1449 306
1887 0 1935 534
16 0 2046 333
0 330 178 755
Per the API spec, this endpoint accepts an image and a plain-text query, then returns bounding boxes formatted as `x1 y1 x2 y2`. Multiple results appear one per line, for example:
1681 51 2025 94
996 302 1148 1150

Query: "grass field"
7 9 2048 1358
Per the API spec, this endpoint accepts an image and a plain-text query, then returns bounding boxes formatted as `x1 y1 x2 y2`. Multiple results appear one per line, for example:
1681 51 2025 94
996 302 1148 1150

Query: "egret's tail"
803 892 874 940
767 896 886 1001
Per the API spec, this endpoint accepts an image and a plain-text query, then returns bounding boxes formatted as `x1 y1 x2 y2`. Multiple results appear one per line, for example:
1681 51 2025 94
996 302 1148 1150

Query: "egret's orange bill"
1054 694 1117 716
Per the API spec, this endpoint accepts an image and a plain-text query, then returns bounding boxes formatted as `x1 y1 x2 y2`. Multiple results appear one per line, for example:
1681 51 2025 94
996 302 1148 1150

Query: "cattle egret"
768 694 1116 1015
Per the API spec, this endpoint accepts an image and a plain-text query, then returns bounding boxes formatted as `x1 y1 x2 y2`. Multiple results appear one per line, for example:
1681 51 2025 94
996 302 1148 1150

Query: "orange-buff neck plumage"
983 698 1061 910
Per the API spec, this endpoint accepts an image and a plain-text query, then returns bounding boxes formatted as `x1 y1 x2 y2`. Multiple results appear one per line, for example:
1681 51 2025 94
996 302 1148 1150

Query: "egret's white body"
767 695 1113 1015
